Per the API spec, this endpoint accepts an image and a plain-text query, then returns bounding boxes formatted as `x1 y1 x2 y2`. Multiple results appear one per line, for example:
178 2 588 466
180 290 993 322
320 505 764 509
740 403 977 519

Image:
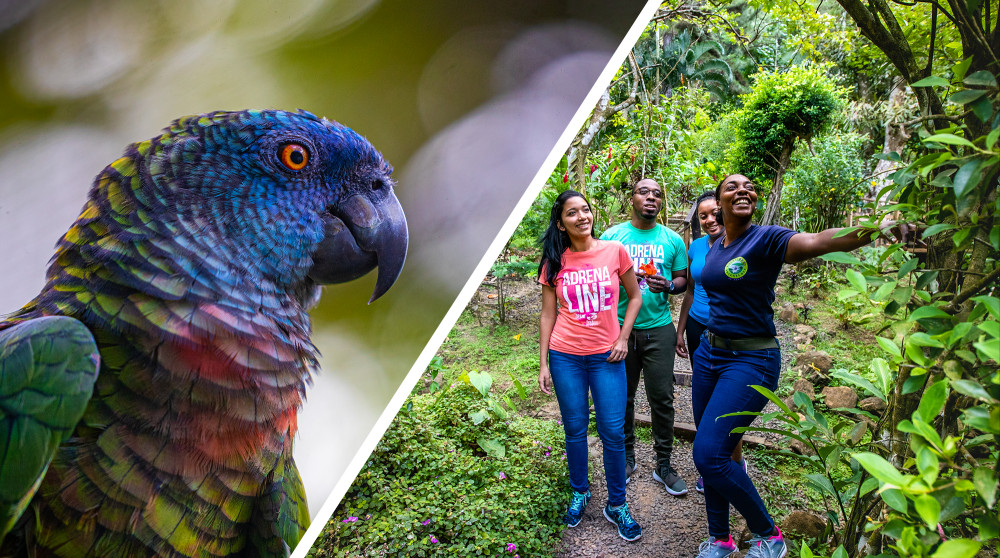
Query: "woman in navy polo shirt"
692 174 892 558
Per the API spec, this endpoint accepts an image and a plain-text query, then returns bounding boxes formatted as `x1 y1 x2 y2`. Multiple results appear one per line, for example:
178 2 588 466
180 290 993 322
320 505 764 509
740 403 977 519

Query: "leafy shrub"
316 373 569 557
727 64 845 190
783 131 869 232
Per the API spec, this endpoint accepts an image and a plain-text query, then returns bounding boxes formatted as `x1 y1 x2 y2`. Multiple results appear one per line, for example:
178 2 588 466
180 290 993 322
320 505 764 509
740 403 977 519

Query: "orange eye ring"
280 144 308 171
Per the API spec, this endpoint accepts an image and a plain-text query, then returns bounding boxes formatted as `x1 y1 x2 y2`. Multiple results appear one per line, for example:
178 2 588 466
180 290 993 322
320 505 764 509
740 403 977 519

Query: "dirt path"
554 321 799 558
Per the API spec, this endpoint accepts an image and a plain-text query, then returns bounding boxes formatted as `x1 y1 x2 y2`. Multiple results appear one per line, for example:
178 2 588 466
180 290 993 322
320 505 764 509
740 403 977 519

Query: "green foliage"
784 132 869 232
726 384 875 531
319 372 567 557
587 86 723 219
728 65 846 185
805 59 999 557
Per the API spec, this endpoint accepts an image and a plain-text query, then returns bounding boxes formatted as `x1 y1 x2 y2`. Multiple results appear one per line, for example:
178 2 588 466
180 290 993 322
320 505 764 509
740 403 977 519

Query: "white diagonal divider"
291 2 664 554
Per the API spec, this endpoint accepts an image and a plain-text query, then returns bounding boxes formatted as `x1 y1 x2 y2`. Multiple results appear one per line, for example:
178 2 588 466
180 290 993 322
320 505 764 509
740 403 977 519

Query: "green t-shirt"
600 222 688 329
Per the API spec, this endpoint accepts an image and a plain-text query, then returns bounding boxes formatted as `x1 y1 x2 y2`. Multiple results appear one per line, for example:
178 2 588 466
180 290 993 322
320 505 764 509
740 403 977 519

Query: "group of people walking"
537 175 886 557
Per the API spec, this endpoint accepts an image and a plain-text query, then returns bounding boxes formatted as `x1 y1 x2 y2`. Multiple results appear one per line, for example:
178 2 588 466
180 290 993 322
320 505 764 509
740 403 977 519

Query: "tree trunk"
873 77 911 203
760 140 795 226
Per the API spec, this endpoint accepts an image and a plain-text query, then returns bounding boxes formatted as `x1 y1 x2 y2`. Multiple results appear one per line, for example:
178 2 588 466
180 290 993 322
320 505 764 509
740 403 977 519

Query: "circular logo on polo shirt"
724 257 748 278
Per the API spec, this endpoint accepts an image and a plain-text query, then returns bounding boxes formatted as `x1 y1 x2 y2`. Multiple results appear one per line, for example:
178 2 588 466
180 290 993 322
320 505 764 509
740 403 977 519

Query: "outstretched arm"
784 225 887 264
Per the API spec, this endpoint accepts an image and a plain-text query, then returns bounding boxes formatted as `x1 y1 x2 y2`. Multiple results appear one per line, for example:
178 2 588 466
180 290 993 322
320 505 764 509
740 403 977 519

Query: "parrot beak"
308 190 408 303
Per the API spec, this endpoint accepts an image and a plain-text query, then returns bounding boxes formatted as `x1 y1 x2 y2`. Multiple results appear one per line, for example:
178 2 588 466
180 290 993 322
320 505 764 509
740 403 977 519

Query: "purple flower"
499 472 507 480
422 519 431 525
544 452 550 457
507 542 517 552
342 516 358 523
429 535 439 544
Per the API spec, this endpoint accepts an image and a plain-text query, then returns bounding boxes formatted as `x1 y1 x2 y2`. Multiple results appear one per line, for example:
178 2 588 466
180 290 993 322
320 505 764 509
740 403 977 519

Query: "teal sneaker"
695 535 737 558
603 502 642 541
563 490 590 527
746 528 788 558
653 464 688 496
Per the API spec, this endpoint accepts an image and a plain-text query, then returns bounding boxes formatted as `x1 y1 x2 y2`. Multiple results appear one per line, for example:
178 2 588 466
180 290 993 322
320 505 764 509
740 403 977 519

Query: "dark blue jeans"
691 339 781 538
548 349 627 507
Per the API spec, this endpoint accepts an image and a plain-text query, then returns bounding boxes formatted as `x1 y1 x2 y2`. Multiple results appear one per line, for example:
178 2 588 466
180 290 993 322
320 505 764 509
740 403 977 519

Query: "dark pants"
691 338 780 538
548 349 628 507
623 323 677 469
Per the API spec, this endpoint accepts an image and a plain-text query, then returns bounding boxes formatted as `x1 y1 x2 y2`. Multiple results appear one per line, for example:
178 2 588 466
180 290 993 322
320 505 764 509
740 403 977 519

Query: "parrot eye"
279 143 309 171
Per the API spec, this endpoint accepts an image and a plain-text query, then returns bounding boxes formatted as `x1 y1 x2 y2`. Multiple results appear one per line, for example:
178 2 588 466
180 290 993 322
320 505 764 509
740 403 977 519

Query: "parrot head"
137 109 407 303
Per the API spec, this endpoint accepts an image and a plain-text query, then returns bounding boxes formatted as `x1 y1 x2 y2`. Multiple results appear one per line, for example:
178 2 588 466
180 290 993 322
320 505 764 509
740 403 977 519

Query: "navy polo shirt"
703 224 798 338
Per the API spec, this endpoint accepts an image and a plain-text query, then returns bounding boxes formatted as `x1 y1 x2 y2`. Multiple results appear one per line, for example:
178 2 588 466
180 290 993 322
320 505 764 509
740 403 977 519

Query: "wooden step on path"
632 414 779 450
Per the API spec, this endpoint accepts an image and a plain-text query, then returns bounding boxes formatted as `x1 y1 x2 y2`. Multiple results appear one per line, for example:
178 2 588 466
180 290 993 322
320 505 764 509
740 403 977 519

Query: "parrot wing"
0 316 99 541
246 455 310 557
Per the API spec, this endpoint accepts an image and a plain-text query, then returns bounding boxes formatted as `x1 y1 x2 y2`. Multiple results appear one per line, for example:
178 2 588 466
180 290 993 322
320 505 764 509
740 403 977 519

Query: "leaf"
916 446 939 484
972 295 1000 319
748 384 795 417
876 337 902 359
952 57 974 82
846 268 867 293
871 358 893 398
909 306 952 321
911 76 950 87
951 379 998 403
853 452 907 486
469 410 489 425
917 380 949 424
872 281 897 302
949 89 988 105
476 437 506 458
971 97 994 123
921 223 957 238
831 369 885 401
915 271 939 291
838 288 861 301
847 420 868 445
964 70 998 88
820 252 863 265
931 539 981 558
973 467 998 508
881 488 908 512
898 258 920 278
908 332 945 348
859 477 880 496
466 370 493 397
974 338 1000 362
923 134 976 149
953 158 983 200
914 494 941 528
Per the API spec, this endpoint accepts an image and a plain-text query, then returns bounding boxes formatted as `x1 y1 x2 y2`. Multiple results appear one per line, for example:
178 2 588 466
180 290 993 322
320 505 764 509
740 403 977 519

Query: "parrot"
0 109 408 557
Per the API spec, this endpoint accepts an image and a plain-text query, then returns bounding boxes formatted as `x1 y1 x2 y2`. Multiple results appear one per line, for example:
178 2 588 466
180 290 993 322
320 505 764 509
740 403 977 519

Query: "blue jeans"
548 349 627 507
691 338 781 538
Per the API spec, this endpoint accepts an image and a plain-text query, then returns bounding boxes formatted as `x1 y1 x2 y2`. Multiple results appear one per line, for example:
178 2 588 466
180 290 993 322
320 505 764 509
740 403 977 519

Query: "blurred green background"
0 0 646 516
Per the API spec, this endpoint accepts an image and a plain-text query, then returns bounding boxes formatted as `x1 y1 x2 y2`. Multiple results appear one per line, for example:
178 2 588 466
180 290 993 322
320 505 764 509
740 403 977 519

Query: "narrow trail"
553 320 800 558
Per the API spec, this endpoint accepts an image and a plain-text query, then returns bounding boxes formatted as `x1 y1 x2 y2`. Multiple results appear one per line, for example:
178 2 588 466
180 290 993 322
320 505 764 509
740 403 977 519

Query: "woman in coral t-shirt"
537 190 643 542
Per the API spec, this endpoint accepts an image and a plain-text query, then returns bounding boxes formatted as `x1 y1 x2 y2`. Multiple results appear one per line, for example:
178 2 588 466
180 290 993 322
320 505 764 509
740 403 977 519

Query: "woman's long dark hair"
538 189 595 286
690 190 718 239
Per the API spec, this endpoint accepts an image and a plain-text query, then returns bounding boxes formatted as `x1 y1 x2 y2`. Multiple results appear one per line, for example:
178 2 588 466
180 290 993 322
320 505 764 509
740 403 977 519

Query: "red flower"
607 148 612 161
562 172 569 183
589 164 597 174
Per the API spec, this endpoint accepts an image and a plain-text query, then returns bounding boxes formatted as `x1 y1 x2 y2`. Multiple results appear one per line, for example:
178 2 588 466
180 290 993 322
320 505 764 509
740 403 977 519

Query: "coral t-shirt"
540 240 633 355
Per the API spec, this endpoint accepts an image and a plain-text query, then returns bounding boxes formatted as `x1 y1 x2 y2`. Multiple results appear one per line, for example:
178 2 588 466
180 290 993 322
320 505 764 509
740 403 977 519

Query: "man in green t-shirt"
600 178 689 496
